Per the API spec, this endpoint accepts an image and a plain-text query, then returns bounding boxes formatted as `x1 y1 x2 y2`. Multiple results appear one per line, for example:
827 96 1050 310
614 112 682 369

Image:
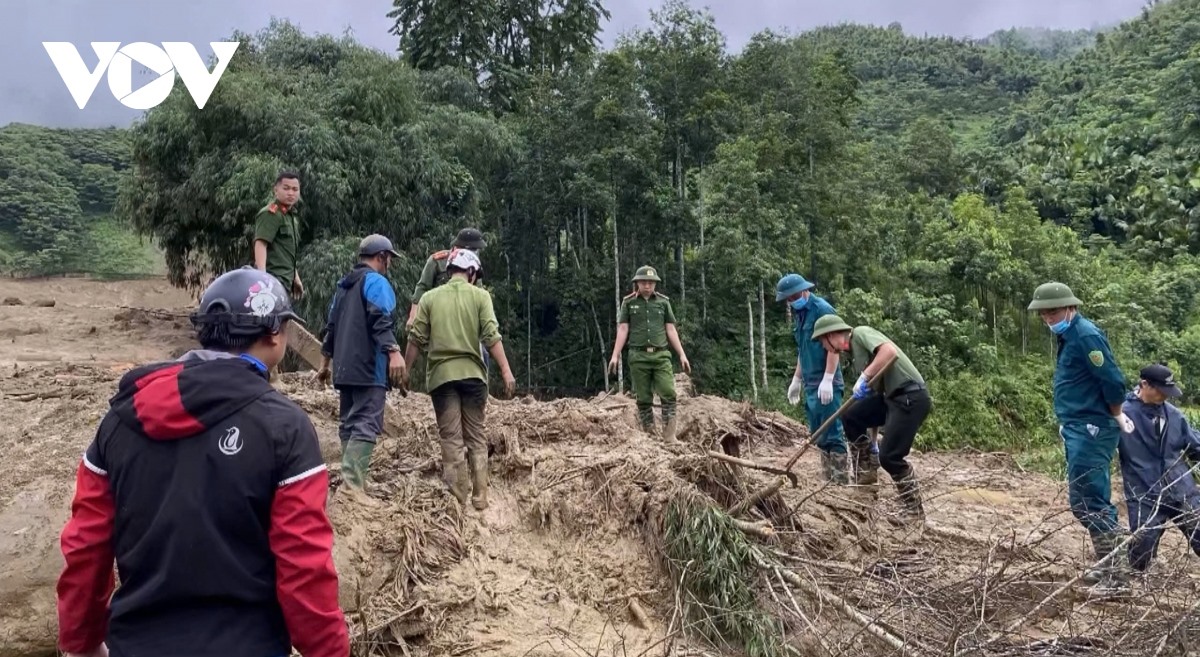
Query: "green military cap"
1027 282 1082 311
810 314 853 340
632 265 662 282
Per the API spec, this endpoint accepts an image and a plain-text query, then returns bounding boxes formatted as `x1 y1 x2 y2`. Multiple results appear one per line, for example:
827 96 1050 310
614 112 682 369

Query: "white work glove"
818 373 834 405
787 375 803 406
1118 412 1134 434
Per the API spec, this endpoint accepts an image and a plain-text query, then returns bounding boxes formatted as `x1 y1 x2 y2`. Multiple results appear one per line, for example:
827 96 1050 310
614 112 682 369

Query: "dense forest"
3 0 1199 470
0 125 158 276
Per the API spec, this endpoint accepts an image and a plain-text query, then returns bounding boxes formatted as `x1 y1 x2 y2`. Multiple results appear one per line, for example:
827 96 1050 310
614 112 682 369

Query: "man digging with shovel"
811 315 931 521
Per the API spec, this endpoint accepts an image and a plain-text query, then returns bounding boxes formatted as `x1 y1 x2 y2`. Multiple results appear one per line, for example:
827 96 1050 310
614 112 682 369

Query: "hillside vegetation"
3 0 1200 465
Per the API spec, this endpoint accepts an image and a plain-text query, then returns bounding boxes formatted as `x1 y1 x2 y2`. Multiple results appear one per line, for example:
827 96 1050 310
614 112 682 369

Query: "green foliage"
0 124 130 276
12 2 1200 476
84 217 161 279
387 0 610 109
663 498 784 657
118 20 521 292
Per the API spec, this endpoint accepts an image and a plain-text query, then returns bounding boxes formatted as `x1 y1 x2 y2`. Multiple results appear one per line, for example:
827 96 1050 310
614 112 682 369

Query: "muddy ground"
1 277 1197 657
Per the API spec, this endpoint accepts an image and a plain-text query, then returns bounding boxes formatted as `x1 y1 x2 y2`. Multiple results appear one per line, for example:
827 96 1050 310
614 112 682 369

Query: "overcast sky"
1 0 1146 129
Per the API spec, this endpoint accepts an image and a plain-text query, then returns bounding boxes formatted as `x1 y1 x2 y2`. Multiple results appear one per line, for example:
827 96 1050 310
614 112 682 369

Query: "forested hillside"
3 0 1199 467
0 124 158 277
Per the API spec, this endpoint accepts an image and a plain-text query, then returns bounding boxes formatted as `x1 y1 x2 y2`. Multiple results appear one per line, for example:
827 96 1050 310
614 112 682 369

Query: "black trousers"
841 386 932 480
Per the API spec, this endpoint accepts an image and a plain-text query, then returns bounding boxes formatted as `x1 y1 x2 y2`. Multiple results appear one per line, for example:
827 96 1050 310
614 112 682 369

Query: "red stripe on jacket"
269 468 349 657
56 462 116 653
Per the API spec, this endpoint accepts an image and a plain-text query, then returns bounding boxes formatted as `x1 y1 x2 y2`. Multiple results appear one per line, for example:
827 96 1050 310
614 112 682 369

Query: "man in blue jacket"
1118 363 1200 572
1028 281 1134 590
775 273 848 484
315 235 407 491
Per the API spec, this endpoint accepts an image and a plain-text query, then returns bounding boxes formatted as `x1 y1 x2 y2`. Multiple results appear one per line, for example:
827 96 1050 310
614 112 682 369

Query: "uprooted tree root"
280 375 1200 657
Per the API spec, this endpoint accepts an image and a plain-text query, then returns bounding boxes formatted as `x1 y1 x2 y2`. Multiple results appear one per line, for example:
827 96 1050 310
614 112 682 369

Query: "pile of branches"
660 453 1200 657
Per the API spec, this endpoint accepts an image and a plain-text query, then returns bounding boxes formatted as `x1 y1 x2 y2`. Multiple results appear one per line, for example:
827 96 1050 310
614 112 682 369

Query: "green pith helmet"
1027 282 1083 311
632 265 662 282
810 314 853 341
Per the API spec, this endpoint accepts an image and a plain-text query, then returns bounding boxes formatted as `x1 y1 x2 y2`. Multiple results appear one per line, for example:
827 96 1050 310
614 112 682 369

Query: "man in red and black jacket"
55 266 350 657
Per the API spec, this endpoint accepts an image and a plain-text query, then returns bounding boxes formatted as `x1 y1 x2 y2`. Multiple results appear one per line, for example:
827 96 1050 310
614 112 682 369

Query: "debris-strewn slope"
1 277 1198 657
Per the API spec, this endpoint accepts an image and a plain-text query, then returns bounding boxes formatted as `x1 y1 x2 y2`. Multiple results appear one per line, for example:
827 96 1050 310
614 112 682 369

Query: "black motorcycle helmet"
190 267 304 346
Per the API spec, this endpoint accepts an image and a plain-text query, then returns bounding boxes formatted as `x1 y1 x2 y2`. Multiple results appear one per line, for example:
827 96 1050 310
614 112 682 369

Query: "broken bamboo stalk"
732 518 774 538
728 476 785 517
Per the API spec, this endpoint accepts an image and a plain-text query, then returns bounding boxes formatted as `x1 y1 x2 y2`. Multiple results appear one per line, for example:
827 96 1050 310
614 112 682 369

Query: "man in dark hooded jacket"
315 234 406 491
1118 363 1200 572
55 267 348 657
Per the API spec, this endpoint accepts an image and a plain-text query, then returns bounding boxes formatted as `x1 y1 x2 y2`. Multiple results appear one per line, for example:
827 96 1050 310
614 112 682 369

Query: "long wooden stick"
707 451 798 486
783 360 894 471
286 322 405 433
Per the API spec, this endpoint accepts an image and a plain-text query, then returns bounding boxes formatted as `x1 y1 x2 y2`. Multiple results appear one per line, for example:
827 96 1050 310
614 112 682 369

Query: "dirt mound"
277 374 1200 657
1 277 1199 657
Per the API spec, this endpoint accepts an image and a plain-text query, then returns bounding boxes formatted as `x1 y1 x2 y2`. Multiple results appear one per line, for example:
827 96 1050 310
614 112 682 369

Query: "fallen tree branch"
764 558 916 655
5 389 77 401
706 451 798 487
728 476 785 517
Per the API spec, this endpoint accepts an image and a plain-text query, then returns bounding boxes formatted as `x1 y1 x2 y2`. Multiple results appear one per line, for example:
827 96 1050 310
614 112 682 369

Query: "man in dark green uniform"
811 315 931 521
1028 281 1133 591
406 228 487 329
253 171 305 300
608 265 692 440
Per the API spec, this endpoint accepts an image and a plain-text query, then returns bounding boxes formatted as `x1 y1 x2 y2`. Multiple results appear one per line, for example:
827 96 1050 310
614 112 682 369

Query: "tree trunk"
676 143 685 314
526 286 532 390
808 144 816 279
613 195 623 394
759 281 768 390
699 171 707 323
592 301 608 392
749 299 758 403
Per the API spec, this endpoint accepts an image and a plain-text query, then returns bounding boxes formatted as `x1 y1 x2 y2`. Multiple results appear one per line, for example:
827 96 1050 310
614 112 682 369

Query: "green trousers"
628 348 676 429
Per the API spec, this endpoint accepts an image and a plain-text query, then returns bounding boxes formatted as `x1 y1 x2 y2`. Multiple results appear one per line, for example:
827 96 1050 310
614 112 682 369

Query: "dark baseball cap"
1140 364 1182 397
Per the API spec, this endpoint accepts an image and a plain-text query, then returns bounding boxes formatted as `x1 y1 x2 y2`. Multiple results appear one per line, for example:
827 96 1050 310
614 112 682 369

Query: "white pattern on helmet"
449 248 482 272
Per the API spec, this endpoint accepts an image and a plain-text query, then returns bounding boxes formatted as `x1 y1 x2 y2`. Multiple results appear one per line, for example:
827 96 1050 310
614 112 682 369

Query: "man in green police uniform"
252 171 305 300
406 228 487 329
608 265 692 440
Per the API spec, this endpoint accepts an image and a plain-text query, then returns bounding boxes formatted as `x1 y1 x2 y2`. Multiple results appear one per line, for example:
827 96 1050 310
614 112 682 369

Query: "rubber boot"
828 452 849 485
1083 532 1131 592
444 461 471 506
341 439 375 491
1099 537 1132 592
468 451 490 510
637 404 657 435
895 469 926 521
819 451 835 482
663 415 679 441
851 442 879 485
